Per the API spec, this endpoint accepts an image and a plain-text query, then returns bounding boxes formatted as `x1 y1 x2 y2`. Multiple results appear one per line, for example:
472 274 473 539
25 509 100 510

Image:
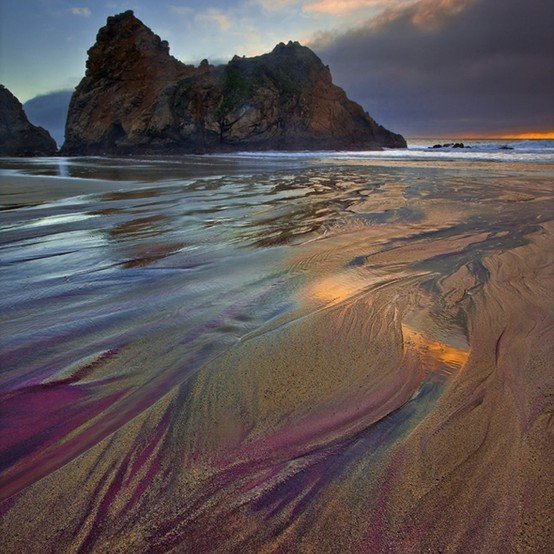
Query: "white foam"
223 139 554 164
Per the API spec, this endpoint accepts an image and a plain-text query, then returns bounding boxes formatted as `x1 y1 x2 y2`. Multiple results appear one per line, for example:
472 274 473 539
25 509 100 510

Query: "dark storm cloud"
312 0 554 136
24 89 73 146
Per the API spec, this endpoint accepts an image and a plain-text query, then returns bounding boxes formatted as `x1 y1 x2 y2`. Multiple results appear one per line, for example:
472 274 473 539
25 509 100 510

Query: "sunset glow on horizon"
500 131 554 140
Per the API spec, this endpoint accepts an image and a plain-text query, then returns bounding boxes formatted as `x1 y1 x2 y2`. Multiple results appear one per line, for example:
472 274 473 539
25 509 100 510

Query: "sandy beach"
0 151 552 552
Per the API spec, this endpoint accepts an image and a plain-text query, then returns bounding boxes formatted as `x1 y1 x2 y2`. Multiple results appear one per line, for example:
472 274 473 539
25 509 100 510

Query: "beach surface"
0 146 553 552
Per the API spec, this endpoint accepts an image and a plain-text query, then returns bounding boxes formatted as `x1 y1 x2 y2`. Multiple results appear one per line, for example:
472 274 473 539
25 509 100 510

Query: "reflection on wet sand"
0 157 552 553
402 325 468 374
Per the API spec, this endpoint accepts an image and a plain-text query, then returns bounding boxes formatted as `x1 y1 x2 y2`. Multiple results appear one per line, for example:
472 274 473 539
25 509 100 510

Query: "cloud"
172 5 232 32
252 0 301 11
375 0 475 30
252 0 415 16
70 7 91 17
303 0 410 16
311 0 554 136
196 8 232 32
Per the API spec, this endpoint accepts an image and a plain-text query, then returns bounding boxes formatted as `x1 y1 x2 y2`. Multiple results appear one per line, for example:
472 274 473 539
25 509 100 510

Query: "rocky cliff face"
63 11 406 154
0 85 57 156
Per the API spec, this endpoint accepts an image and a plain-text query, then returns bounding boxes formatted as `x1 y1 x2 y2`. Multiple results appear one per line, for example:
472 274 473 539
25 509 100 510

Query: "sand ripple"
0 157 552 552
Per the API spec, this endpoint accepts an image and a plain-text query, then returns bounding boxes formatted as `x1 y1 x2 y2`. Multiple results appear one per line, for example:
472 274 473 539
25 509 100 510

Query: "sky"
1 0 553 138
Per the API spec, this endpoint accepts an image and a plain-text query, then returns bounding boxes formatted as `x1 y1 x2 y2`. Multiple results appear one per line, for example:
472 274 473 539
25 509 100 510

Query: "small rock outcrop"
431 142 471 149
62 11 406 154
0 85 57 156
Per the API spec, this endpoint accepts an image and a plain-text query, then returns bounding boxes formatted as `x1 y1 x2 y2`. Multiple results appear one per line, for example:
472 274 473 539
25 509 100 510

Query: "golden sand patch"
402 324 468 372
307 273 371 304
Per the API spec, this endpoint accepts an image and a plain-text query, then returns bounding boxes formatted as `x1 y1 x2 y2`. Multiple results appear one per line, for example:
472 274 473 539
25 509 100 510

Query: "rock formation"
0 85 57 156
431 142 471 149
62 11 406 154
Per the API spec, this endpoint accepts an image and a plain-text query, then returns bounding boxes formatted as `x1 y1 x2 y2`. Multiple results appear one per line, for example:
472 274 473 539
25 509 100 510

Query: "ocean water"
229 138 554 163
0 151 552 551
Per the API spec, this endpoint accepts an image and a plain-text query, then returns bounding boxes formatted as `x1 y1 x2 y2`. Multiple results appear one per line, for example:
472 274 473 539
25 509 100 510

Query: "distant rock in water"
62 11 406 155
0 85 57 156
431 142 471 149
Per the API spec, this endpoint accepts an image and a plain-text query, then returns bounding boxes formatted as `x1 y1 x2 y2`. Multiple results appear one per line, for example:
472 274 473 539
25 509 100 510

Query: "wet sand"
0 156 552 552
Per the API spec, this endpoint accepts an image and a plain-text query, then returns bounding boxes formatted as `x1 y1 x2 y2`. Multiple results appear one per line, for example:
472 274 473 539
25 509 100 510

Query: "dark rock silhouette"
431 142 471 149
62 11 406 155
0 85 57 156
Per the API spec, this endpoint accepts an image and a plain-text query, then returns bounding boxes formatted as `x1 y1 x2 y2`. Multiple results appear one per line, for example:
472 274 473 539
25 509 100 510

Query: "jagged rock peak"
272 41 312 54
100 10 168 53
0 84 57 156
239 39 332 86
85 10 190 79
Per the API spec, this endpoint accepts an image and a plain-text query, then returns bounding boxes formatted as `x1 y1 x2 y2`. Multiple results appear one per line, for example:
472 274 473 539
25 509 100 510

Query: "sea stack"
0 85 57 156
62 11 406 155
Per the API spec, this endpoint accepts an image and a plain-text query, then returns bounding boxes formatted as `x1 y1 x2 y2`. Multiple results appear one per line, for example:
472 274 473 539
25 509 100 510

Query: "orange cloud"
370 0 475 30
303 0 390 15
